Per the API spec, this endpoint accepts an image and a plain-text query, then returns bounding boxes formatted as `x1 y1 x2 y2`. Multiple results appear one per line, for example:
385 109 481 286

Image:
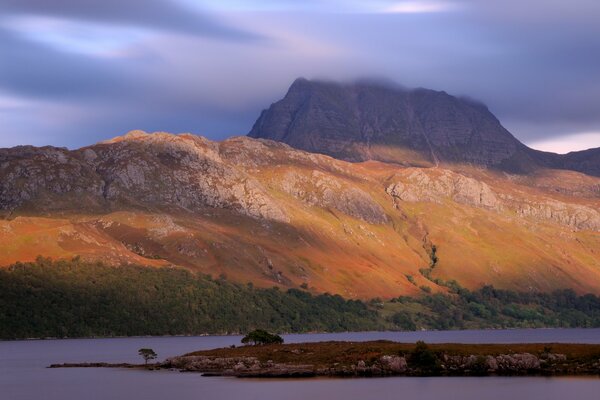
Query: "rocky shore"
49 341 600 378
161 351 585 378
165 341 600 378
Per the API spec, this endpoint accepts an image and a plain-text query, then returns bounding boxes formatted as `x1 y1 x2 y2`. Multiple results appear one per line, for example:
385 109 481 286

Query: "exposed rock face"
0 146 105 211
92 132 289 222
0 132 289 222
281 170 387 223
511 199 600 232
249 78 600 177
386 169 501 210
385 168 600 231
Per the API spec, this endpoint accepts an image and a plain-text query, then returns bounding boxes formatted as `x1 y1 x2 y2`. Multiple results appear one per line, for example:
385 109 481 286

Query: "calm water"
1 329 600 400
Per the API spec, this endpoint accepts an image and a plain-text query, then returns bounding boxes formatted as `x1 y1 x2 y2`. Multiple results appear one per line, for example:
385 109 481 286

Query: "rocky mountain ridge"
1 131 600 297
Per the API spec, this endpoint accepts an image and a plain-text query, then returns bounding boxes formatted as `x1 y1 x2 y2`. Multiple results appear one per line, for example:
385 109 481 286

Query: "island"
50 340 600 378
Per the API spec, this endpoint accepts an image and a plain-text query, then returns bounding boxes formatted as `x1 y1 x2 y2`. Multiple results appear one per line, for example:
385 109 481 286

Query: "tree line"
1 258 600 339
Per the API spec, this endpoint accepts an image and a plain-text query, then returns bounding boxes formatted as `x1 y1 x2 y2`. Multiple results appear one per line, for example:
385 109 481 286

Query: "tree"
241 329 284 345
138 348 158 364
409 341 440 374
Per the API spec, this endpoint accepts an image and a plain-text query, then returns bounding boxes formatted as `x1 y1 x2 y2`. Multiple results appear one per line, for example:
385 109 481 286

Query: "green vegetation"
409 340 440 374
0 258 381 340
1 258 600 340
384 284 600 330
241 329 284 345
138 348 157 364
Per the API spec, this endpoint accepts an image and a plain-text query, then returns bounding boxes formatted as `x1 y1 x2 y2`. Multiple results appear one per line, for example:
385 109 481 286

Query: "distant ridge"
249 78 599 176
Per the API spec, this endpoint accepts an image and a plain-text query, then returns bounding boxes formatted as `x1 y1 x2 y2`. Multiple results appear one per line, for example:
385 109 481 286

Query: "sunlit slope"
1 131 599 298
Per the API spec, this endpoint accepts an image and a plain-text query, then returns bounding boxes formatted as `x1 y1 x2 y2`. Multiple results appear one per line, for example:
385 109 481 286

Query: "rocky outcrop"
0 132 393 224
281 170 387 224
511 199 600 232
0 146 105 212
0 132 290 222
386 169 501 210
91 132 289 222
385 168 600 231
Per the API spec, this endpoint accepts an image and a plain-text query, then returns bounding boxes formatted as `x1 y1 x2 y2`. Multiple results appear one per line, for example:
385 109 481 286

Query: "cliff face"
249 78 599 176
1 131 600 297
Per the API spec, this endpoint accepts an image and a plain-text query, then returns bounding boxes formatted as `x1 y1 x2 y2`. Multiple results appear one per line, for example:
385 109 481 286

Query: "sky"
0 0 599 153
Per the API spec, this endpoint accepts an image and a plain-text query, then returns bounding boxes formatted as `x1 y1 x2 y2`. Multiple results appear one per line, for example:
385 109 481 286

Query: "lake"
2 329 600 400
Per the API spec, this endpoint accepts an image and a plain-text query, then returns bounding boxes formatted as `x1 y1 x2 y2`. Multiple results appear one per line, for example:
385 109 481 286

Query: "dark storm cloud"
0 0 259 40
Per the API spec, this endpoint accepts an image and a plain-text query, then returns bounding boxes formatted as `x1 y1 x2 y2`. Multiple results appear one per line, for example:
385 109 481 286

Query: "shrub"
241 329 284 345
409 341 440 374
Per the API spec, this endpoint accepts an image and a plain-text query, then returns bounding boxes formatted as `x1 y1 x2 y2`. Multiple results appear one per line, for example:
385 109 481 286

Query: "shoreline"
5 326 600 343
48 340 600 379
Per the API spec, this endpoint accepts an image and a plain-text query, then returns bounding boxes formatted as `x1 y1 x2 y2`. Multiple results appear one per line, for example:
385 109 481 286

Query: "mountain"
249 78 600 176
1 131 600 298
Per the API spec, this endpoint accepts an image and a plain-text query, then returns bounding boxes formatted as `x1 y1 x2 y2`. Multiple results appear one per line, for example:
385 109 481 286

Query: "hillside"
1 130 600 298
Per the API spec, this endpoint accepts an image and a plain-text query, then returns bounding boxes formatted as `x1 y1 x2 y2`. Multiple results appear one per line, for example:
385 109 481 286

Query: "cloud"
381 1 460 14
527 132 600 154
0 0 259 40
0 27 144 100
0 0 598 152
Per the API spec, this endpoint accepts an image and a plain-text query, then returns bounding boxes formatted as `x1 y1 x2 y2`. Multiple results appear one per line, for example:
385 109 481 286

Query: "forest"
1 258 599 339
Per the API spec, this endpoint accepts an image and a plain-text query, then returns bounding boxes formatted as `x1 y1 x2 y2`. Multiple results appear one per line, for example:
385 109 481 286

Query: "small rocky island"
51 341 600 378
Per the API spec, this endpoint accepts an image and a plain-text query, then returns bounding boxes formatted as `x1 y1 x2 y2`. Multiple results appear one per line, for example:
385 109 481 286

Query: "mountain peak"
249 78 599 177
249 78 530 171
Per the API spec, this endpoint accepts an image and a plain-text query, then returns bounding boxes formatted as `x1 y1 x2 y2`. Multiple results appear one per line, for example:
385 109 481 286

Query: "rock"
385 168 600 231
379 355 408 373
511 199 600 231
0 132 289 223
386 169 500 210
495 353 541 371
281 170 388 224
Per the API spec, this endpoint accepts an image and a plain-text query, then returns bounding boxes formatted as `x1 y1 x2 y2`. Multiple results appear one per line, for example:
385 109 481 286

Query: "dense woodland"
0 258 381 339
1 258 600 340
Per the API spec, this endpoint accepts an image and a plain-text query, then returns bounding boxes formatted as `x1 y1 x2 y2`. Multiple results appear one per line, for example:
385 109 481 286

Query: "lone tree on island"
138 348 158 364
241 329 284 345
